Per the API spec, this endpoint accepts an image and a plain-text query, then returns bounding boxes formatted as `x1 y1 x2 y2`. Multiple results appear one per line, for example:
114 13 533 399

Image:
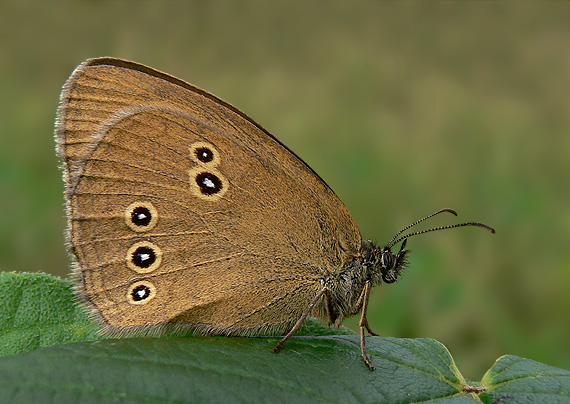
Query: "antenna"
386 208 495 249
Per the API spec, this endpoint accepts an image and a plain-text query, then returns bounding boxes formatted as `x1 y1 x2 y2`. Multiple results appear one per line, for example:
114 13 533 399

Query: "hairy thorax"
312 240 390 327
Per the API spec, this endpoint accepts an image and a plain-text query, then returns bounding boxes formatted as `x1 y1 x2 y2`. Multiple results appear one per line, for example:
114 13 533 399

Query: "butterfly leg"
359 280 376 370
355 280 379 336
273 286 328 354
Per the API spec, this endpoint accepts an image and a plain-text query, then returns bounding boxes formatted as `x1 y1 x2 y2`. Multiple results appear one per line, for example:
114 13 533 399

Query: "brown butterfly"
55 58 494 370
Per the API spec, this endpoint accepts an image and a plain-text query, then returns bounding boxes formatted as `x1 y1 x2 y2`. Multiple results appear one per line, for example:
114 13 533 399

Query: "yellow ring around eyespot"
188 167 228 201
125 201 159 232
189 141 221 167
126 241 163 273
127 281 157 305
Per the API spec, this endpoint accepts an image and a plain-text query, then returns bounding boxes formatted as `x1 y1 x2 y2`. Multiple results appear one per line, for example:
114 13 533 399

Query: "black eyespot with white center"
131 284 152 301
126 241 162 273
131 245 156 268
188 167 227 200
131 206 152 226
196 172 223 195
195 147 214 163
189 141 220 167
127 281 157 305
125 202 158 232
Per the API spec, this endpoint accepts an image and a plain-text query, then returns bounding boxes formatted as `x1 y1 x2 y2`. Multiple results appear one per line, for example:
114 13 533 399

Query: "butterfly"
56 58 494 369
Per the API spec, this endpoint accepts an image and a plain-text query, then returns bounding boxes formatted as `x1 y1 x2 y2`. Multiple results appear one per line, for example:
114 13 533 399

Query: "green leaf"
0 336 472 403
480 355 570 403
1 272 568 403
0 336 568 404
0 272 100 357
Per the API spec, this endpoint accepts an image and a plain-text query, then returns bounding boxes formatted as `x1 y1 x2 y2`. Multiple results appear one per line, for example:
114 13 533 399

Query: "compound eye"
381 250 395 270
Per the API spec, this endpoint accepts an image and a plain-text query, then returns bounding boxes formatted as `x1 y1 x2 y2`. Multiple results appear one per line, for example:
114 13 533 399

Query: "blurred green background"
0 1 568 379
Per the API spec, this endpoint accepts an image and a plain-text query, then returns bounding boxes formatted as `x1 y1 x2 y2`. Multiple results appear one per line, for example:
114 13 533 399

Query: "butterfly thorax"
317 239 410 327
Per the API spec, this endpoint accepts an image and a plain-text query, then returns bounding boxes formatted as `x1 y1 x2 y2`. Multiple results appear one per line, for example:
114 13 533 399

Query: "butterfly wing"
56 58 362 335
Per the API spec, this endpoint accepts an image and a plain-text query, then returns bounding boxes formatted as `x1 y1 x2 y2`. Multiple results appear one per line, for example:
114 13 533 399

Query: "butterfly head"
361 238 409 284
378 239 410 284
364 208 495 285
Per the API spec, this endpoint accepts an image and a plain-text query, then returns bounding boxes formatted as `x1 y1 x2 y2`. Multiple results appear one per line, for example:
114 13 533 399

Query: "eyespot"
125 202 158 232
195 147 214 163
189 141 220 167
196 172 222 195
127 281 157 305
126 241 163 273
188 167 228 201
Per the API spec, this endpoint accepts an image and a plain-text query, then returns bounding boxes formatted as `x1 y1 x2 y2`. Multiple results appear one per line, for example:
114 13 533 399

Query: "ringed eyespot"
126 241 163 273
196 172 223 195
127 281 157 305
125 201 158 232
188 167 228 201
189 141 220 166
